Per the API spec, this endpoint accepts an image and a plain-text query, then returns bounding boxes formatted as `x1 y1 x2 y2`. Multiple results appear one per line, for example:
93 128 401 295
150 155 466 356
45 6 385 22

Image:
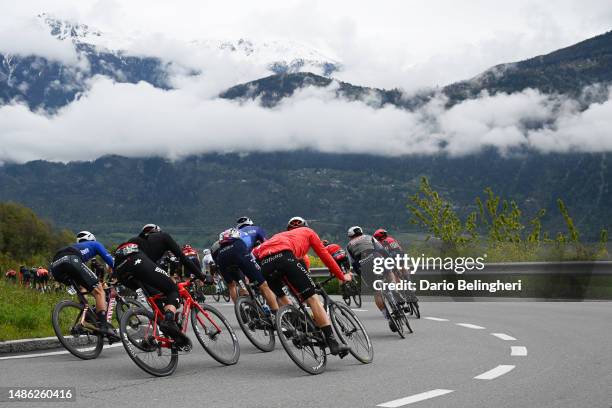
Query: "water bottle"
262 304 272 317
136 288 147 305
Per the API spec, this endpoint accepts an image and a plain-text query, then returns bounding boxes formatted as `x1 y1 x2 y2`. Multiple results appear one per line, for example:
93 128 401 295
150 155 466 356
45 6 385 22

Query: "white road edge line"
424 317 449 322
456 323 485 329
0 343 123 360
491 333 517 341
511 346 528 356
352 309 368 312
474 365 516 380
377 389 454 407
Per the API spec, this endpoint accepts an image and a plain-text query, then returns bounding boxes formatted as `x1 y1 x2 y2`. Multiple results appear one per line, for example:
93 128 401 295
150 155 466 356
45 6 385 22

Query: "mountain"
0 152 609 246
221 30 612 108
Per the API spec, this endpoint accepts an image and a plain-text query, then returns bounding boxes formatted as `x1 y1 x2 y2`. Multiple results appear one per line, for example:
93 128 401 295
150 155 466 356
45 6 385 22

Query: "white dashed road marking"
456 323 485 330
424 317 449 322
0 343 122 360
353 309 369 312
474 365 516 380
511 346 528 356
377 389 454 407
491 333 517 341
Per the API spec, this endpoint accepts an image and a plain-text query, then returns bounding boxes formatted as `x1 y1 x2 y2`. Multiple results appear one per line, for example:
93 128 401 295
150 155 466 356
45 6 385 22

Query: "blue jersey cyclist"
236 216 267 250
50 231 116 337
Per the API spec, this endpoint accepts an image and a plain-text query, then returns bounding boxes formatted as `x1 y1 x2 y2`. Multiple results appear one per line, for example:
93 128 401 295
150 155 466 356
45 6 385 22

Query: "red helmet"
373 229 388 240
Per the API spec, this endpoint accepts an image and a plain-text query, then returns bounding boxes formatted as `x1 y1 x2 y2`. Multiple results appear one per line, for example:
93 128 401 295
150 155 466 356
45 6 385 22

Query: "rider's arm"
93 241 115 269
308 230 346 281
164 234 205 280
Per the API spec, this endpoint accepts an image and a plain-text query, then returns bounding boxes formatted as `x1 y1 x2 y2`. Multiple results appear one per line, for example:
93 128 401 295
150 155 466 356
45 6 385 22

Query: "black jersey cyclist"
114 224 205 348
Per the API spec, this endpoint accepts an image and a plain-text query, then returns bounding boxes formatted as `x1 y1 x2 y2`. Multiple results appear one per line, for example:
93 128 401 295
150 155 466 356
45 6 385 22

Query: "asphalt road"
0 300 610 408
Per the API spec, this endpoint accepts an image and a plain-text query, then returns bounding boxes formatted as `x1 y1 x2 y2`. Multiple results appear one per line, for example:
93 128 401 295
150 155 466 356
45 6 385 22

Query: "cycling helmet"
219 228 241 243
76 231 96 243
182 244 194 251
287 216 308 230
141 224 160 235
321 239 330 246
202 248 211 256
373 228 388 240
347 226 363 238
236 216 254 229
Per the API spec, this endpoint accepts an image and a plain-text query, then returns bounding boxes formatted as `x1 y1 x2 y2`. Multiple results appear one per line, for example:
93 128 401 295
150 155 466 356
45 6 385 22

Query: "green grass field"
0 280 72 341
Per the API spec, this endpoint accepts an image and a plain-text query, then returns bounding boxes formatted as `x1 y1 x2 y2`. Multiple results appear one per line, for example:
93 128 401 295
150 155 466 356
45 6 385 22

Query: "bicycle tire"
329 303 373 364
115 299 143 325
352 276 363 308
383 292 405 339
234 297 275 352
191 302 240 365
119 308 178 377
222 290 230 302
343 294 352 306
410 302 421 319
52 300 104 360
275 304 327 375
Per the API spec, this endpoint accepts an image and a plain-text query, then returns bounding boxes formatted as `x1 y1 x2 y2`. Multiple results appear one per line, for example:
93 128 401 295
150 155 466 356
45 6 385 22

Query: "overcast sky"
1 1 612 163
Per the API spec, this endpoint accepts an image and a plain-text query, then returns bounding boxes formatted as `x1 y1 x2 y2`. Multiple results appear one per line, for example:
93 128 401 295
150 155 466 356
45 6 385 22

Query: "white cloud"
0 77 611 163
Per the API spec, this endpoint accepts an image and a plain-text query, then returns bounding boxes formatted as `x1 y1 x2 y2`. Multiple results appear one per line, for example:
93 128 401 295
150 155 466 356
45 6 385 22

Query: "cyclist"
5 268 17 283
322 239 352 300
182 244 202 278
252 217 351 355
373 229 405 257
236 216 267 249
114 224 205 349
49 231 116 337
214 228 279 310
346 226 399 332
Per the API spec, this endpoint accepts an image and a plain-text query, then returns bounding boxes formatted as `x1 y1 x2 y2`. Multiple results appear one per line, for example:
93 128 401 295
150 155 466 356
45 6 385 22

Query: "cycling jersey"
202 253 215 267
325 243 348 261
117 232 203 280
379 236 404 256
238 225 266 251
36 268 49 277
253 227 345 281
72 241 115 268
346 234 388 271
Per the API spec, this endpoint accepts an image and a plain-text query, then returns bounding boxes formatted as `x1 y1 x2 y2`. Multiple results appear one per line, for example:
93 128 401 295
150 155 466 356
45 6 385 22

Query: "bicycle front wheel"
119 308 178 377
382 292 405 339
52 300 103 360
235 297 275 352
191 303 240 365
276 304 327 375
330 303 373 364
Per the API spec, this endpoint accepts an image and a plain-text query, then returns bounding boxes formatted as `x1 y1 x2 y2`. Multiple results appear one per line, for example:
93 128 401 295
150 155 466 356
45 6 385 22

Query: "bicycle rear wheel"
235 297 275 352
115 299 143 325
276 304 327 375
119 308 178 377
329 303 373 364
410 302 421 319
352 275 363 308
382 292 405 339
222 289 231 302
52 300 103 360
191 303 240 365
213 290 221 302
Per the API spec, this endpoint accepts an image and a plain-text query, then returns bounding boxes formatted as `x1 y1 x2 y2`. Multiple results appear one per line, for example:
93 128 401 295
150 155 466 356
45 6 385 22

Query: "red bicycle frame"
143 280 223 348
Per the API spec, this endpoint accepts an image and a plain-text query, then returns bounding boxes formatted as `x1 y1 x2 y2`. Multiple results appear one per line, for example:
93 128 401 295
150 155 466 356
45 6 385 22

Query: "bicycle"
51 280 142 360
213 277 231 302
275 275 374 375
341 267 362 308
381 271 413 338
234 274 275 352
392 268 420 319
119 279 240 377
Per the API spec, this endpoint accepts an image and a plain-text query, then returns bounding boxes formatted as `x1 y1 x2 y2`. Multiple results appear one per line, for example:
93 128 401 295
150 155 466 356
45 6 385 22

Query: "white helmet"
347 226 363 238
287 216 308 230
76 231 96 243
141 224 160 236
203 248 211 256
236 216 254 229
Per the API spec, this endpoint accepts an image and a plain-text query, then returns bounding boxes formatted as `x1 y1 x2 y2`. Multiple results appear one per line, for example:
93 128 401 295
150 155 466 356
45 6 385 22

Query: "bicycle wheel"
352 276 363 308
329 302 373 363
115 299 143 325
275 304 327 375
382 292 405 339
235 297 275 352
52 300 103 360
410 302 421 319
191 302 240 365
213 290 221 302
119 308 178 377
222 289 231 302
342 284 352 306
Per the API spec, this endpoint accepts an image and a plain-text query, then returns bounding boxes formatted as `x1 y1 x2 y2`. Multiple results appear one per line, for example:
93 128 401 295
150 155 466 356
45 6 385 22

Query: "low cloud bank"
0 76 611 163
